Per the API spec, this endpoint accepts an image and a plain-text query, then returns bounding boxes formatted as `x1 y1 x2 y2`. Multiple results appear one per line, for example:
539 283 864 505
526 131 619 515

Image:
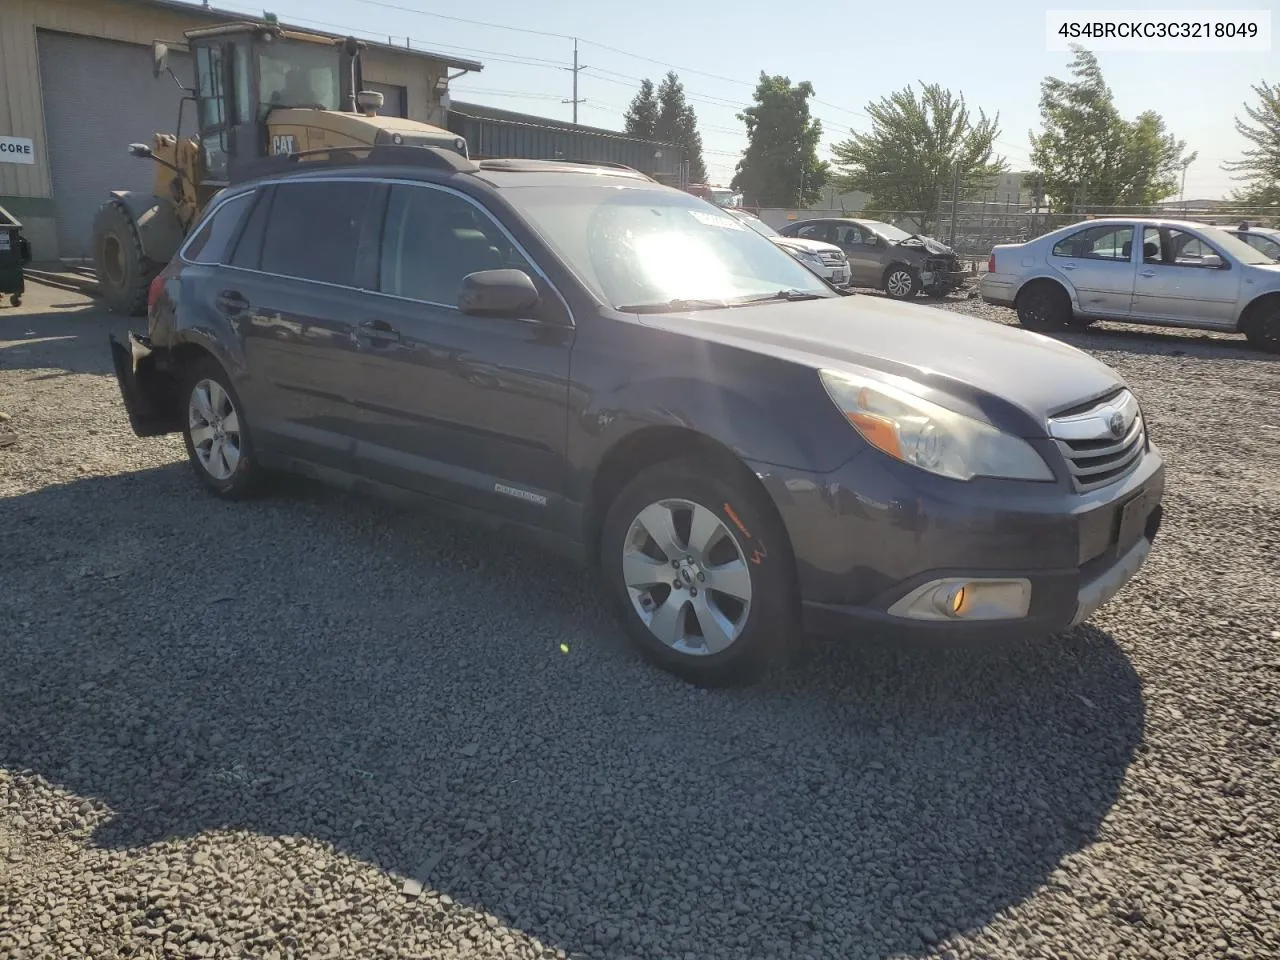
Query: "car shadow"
2 465 1146 959
0 300 127 377
1033 322 1278 361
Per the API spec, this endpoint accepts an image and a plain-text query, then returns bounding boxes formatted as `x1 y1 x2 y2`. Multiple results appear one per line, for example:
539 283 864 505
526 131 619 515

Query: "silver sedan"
981 218 1280 352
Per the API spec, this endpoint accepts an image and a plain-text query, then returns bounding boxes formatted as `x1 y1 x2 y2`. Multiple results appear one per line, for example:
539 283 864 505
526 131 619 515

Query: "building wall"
0 0 453 260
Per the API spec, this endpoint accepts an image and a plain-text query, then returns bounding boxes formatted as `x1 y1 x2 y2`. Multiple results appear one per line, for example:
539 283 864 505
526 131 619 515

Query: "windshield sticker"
688 210 746 231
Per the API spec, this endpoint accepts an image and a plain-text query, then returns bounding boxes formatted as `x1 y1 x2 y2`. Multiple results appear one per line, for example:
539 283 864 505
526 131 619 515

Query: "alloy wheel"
621 498 753 656
188 378 242 481
886 270 913 298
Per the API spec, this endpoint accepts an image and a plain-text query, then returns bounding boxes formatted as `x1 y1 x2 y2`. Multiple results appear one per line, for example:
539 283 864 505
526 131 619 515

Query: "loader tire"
93 200 161 316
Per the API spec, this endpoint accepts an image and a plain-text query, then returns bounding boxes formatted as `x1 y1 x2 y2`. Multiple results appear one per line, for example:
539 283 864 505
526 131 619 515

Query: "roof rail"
228 144 477 184
474 157 656 181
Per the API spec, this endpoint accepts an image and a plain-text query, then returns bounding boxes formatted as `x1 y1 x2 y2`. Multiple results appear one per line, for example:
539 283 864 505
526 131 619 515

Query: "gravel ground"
2 281 1278 960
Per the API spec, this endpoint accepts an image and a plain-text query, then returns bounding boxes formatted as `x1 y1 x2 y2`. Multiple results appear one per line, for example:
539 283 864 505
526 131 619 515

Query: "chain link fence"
872 201 1280 264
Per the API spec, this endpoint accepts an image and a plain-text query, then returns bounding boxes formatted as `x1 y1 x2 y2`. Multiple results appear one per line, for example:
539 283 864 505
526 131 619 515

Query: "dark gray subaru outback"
110 147 1164 685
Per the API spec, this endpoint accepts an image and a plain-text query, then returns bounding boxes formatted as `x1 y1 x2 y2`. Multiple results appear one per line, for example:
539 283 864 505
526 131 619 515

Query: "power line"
346 0 574 40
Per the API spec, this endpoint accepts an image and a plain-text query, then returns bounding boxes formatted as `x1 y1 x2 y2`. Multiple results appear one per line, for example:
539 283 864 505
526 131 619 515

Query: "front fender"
579 372 861 477
109 191 185 264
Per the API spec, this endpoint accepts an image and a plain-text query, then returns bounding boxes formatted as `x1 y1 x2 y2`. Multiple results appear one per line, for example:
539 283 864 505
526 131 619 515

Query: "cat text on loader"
92 20 469 315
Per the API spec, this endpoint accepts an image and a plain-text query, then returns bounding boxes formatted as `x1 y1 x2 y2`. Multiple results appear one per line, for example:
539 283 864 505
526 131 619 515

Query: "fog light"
933 584 967 617
888 577 1032 622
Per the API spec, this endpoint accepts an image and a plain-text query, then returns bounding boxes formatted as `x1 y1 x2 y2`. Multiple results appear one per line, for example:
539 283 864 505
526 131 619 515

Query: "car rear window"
257 180 378 286
183 192 254 264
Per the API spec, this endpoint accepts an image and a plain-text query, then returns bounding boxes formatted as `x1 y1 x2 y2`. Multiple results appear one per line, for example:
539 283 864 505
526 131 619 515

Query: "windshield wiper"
732 289 826 305
616 298 731 313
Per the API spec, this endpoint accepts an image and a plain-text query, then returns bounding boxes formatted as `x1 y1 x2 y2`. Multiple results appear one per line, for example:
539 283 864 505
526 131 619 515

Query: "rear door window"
183 192 254 264
1051 225 1134 261
257 180 378 286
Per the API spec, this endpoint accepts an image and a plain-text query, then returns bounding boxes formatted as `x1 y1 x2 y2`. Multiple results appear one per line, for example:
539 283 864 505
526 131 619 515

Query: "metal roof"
449 101 678 150
138 0 484 72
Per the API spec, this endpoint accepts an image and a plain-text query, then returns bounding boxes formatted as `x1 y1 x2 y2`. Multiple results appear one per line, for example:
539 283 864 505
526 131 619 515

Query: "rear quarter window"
183 192 254 264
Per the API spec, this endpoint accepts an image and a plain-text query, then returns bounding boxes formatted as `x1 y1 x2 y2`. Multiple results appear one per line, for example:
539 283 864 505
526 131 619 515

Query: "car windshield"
1201 226 1275 265
507 185 832 310
258 42 341 113
862 220 915 243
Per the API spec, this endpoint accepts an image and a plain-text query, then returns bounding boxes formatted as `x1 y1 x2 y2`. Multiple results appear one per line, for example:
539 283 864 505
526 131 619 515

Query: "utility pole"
948 161 961 248
561 38 586 124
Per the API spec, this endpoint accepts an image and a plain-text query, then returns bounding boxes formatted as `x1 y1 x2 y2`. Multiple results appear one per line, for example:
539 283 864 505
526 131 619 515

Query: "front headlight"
795 250 823 265
819 369 1055 482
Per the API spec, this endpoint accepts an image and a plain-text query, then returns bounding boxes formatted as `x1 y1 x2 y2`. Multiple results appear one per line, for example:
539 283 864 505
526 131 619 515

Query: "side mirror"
1202 253 1225 269
152 41 169 79
458 269 540 318
128 142 154 159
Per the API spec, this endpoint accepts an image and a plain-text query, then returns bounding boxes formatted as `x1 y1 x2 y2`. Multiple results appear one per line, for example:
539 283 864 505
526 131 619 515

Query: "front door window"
195 44 230 180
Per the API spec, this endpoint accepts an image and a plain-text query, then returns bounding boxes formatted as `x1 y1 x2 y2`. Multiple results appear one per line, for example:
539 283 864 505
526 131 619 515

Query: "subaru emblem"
1108 411 1125 438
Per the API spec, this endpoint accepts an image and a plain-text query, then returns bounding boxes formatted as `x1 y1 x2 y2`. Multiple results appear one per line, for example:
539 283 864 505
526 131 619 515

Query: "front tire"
181 358 262 499
600 457 797 686
1016 281 1072 331
92 199 160 316
882 265 918 300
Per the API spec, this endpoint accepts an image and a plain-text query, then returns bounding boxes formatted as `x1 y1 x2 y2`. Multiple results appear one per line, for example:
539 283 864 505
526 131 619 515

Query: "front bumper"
753 441 1165 643
825 265 851 286
921 263 973 291
108 331 182 437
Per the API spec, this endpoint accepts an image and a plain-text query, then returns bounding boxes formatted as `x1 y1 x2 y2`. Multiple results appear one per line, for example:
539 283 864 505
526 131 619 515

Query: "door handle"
1139 269 1156 278
1060 263 1077 271
216 290 249 314
354 319 401 344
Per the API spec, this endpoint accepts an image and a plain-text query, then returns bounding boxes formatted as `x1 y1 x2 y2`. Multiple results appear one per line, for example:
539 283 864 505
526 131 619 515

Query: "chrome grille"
1048 389 1146 492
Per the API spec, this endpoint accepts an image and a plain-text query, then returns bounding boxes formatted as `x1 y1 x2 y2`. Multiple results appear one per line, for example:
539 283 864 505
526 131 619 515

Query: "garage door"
37 31 192 260
365 81 407 119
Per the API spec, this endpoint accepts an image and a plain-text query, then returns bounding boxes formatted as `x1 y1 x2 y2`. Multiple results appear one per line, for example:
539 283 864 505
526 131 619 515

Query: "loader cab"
182 23 359 188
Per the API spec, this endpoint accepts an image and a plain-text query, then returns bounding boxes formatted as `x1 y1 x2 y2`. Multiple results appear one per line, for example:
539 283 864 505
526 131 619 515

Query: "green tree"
1029 47 1191 210
623 79 659 141
1223 80 1280 206
830 83 1006 233
654 72 708 185
732 73 828 206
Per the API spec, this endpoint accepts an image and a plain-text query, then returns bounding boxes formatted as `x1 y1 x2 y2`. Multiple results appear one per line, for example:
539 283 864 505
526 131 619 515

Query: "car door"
1047 223 1137 318
222 177 383 468
832 223 883 285
1129 226 1241 327
345 181 574 531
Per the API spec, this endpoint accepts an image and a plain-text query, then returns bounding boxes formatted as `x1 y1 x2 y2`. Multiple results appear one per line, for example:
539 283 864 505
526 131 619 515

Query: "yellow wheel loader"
92 21 468 315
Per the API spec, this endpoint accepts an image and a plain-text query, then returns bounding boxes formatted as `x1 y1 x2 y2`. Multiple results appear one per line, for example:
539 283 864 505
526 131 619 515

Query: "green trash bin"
0 203 31 307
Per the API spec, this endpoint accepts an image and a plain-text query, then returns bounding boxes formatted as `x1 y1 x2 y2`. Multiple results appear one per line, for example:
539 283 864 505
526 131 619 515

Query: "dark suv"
110 147 1165 685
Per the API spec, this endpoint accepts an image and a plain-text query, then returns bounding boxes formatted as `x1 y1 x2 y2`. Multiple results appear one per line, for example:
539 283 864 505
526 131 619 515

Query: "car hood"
773 237 841 256
896 234 955 256
640 296 1125 434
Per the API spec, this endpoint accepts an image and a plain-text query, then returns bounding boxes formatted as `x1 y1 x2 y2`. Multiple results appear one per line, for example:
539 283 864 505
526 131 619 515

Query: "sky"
215 0 1274 200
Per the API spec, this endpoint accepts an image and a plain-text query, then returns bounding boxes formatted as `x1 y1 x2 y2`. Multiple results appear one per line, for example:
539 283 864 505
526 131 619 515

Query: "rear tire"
1242 299 1280 354
181 358 263 500
92 199 160 316
1016 281 1072 331
600 456 797 686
